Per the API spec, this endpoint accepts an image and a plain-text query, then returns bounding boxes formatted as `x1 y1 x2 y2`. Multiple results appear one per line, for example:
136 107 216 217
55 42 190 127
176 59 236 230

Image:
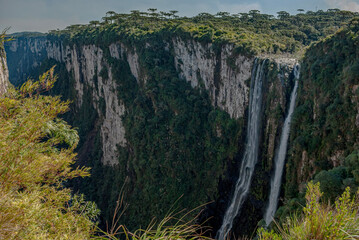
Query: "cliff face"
7 37 253 116
285 28 359 198
5 35 294 236
0 46 9 96
5 36 257 164
7 38 128 165
172 38 253 119
66 44 127 165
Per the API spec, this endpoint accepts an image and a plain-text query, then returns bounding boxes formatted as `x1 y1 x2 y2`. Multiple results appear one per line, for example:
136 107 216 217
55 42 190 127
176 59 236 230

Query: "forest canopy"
47 9 359 55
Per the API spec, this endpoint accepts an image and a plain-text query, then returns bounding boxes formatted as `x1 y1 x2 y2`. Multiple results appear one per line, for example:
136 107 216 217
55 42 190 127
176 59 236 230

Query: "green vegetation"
0 66 211 240
285 21 359 199
0 68 99 239
4 9 359 239
265 21 359 232
259 182 359 240
48 9 358 56
65 36 244 231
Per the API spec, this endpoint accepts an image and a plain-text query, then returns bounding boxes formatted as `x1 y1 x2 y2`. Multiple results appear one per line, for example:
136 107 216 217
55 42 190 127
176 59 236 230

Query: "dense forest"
49 8 358 54
2 8 359 239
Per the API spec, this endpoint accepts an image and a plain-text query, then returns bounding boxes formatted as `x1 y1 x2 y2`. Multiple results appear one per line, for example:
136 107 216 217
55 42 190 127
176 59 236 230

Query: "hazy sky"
1 0 359 33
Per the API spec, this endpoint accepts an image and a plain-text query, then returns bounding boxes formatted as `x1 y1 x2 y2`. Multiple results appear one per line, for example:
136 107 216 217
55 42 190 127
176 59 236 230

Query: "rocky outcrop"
0 47 9 96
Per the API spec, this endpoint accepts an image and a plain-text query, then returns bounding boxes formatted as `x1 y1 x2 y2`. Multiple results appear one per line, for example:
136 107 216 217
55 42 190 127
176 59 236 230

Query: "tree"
148 8 160 19
130 10 141 20
160 11 172 19
89 20 100 27
240 12 250 21
249 9 261 18
194 12 214 21
0 67 99 239
104 11 117 24
313 168 345 201
345 150 359 182
106 10 116 17
277 11 290 20
169 10 179 19
216 11 230 18
297 9 305 13
148 8 157 13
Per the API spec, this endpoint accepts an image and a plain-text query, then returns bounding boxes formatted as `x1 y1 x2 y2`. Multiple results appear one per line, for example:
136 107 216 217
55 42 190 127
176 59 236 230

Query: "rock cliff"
5 34 296 236
5 36 259 164
0 45 9 96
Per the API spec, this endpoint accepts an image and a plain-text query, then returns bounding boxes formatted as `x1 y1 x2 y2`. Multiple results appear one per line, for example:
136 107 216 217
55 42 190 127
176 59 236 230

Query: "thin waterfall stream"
264 64 300 225
216 59 266 240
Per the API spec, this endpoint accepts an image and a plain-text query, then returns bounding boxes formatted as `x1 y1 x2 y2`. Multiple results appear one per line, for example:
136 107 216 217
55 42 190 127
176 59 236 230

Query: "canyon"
3 17 359 238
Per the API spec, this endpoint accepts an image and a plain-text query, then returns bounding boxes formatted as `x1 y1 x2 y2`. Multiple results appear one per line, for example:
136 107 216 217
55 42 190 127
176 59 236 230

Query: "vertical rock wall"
0 47 9 96
172 38 253 119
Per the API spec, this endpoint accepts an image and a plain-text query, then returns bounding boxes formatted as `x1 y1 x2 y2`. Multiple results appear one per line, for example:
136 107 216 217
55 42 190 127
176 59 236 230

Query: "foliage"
0 68 99 239
5 9 359 237
259 182 359 240
99 211 212 240
0 28 12 57
91 186 213 240
44 9 359 56
285 23 359 198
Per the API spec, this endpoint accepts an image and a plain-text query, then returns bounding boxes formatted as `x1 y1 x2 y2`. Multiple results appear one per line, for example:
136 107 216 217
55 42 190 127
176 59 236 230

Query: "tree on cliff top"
0 67 99 239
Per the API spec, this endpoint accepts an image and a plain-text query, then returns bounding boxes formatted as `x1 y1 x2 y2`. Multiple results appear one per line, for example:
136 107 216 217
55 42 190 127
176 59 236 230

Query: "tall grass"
259 182 359 240
95 184 212 240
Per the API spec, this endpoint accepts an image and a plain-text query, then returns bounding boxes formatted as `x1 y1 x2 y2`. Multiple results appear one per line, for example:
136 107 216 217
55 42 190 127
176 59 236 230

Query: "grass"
95 182 213 240
259 182 359 240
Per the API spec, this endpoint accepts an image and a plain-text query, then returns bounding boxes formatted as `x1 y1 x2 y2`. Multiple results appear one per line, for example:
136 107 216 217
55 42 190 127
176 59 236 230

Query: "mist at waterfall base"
216 59 266 240
264 64 300 225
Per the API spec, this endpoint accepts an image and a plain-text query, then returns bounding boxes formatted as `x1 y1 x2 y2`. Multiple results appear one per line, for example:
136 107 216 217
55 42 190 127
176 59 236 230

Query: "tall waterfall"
217 59 266 240
264 64 300 226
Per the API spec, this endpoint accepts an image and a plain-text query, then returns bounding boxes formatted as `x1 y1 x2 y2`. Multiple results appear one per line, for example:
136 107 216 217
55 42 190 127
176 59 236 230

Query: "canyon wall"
5 35 294 236
0 44 9 96
5 36 258 165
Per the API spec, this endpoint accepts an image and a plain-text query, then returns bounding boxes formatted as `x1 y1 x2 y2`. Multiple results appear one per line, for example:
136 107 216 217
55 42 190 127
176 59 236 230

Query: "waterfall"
264 64 300 226
216 59 266 240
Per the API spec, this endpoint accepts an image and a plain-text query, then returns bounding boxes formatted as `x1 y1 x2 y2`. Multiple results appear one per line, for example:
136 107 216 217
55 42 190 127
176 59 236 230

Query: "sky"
1 0 359 33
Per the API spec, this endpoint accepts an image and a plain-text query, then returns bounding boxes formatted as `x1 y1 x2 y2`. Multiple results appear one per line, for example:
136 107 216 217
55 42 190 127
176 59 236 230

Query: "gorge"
3 10 359 239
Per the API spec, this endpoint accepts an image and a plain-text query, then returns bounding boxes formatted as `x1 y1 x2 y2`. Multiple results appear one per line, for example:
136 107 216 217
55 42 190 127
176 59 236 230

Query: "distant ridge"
9 31 46 37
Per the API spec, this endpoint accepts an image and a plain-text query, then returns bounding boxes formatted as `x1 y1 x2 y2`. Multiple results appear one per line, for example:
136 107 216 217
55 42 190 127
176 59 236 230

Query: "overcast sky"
1 0 359 33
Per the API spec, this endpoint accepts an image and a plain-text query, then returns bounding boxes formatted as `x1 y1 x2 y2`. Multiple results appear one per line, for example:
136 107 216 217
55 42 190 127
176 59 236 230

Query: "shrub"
0 67 99 239
259 182 359 240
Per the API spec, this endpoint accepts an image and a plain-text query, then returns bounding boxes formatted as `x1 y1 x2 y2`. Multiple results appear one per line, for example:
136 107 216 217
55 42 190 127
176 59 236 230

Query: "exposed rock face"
109 43 144 82
6 36 257 165
6 39 128 165
0 47 9 96
6 37 47 85
5 36 294 172
173 38 253 119
63 44 127 165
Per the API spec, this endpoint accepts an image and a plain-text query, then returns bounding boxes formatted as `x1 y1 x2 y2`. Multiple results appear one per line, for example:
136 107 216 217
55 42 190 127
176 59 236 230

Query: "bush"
259 182 359 240
0 67 99 239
